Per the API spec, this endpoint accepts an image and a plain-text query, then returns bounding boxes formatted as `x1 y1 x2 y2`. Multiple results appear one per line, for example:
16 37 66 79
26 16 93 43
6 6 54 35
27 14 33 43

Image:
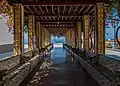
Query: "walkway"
21 44 99 86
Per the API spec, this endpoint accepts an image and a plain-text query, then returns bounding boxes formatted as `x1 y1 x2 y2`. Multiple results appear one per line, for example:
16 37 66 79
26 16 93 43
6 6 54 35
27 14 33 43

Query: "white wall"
0 19 13 45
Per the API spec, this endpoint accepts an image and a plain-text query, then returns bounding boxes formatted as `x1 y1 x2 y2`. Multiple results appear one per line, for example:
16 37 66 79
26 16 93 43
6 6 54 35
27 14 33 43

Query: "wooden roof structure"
8 0 106 35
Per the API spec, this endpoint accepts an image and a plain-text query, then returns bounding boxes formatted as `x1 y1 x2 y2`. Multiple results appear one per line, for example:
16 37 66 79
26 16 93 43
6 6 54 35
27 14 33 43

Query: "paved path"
26 47 99 86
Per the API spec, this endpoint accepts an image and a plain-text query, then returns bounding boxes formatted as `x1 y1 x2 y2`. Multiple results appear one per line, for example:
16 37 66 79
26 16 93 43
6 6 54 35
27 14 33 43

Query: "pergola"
7 0 106 56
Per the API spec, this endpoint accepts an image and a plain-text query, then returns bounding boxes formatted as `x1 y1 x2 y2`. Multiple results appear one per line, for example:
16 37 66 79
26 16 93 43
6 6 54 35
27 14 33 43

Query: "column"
39 24 42 49
42 27 45 48
77 22 82 48
71 28 75 48
96 3 105 54
13 4 24 55
35 22 40 49
28 15 35 51
66 31 69 45
83 15 90 50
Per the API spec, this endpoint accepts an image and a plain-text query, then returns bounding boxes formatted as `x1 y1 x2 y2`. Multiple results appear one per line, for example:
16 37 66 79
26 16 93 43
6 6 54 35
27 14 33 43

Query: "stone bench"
88 54 120 85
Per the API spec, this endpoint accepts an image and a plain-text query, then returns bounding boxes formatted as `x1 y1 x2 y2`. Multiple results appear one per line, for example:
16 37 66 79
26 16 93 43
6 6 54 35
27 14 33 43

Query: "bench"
88 54 120 85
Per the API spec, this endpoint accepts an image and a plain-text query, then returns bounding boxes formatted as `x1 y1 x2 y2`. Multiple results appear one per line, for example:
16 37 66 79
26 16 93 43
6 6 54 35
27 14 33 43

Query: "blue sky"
105 8 120 40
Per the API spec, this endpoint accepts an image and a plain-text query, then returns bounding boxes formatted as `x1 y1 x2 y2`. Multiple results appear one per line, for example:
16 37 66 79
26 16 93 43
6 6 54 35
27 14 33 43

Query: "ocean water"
51 43 66 63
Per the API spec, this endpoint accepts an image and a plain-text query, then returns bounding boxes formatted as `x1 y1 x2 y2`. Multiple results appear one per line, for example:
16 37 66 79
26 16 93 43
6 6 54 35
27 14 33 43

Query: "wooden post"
96 3 105 54
77 22 82 48
13 4 24 56
35 22 40 50
28 15 35 55
39 23 42 49
83 15 90 50
71 28 75 48
42 27 45 48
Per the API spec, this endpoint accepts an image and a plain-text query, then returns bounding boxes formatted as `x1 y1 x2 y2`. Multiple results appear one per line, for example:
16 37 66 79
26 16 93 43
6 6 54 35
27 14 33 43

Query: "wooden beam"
45 17 48 21
22 1 97 5
26 6 34 14
45 6 49 14
35 15 83 17
63 6 66 14
24 9 29 13
88 8 94 14
84 5 92 13
52 6 55 14
73 5 79 13
68 6 72 14
40 22 73 24
79 5 85 14
40 17 45 21
39 6 44 14
33 6 38 14
58 6 60 14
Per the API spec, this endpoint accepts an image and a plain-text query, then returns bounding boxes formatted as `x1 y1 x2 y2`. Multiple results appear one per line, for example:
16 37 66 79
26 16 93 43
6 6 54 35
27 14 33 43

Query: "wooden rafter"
79 5 85 14
88 8 94 14
63 6 66 14
40 22 73 24
73 5 79 13
52 6 55 14
33 6 38 14
45 6 49 14
39 6 44 14
45 17 48 21
40 17 45 21
26 6 34 14
58 6 60 15
68 6 72 14
84 5 92 13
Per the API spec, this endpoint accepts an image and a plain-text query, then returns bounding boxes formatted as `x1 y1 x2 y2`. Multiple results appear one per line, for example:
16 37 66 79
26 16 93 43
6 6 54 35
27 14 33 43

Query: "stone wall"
3 55 41 86
98 55 120 71
0 44 13 54
0 55 20 71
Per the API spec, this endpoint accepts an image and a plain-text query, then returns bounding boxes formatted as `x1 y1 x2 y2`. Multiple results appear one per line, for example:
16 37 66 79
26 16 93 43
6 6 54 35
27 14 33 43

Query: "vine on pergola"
0 1 14 33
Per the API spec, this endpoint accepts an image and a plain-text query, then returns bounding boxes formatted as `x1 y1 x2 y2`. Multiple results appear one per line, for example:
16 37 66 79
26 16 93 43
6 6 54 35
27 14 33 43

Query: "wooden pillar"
77 22 82 48
39 24 42 49
13 4 24 55
48 32 51 45
96 3 105 54
35 22 40 49
71 28 75 48
66 31 68 45
66 29 71 45
28 15 35 51
42 27 45 48
44 29 47 46
83 15 90 50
